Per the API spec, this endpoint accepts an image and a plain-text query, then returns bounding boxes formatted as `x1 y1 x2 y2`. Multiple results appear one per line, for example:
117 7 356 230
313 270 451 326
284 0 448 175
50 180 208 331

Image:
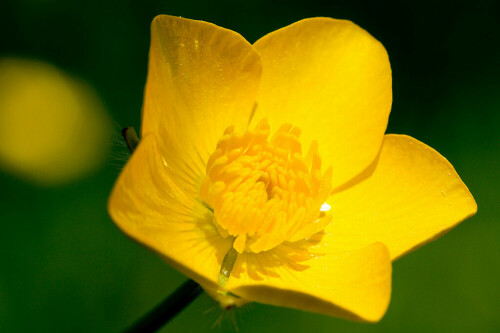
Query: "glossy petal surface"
325 134 477 260
142 15 261 184
253 18 392 188
109 135 232 290
226 242 392 322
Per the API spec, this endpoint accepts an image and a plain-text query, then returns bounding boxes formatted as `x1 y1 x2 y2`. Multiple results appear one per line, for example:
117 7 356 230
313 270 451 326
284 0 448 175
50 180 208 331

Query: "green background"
0 0 498 332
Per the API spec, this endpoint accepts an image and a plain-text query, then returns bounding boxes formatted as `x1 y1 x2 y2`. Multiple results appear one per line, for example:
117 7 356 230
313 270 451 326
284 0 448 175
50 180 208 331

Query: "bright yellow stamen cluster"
201 119 332 254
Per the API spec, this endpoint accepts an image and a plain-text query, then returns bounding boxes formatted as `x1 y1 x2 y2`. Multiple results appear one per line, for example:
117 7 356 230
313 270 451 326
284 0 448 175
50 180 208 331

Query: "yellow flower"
108 15 477 322
0 58 111 185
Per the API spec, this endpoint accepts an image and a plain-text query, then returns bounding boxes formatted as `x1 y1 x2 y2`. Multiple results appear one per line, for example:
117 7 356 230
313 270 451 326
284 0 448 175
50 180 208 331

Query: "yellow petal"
225 242 392 322
142 15 261 181
108 134 232 289
253 17 392 189
325 134 477 260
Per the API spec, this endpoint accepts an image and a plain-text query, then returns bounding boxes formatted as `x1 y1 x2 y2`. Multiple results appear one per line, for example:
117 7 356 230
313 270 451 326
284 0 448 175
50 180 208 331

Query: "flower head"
108 15 477 322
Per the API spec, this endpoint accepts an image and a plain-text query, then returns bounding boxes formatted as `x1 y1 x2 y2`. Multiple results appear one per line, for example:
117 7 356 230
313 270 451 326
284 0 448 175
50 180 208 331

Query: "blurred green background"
0 0 498 332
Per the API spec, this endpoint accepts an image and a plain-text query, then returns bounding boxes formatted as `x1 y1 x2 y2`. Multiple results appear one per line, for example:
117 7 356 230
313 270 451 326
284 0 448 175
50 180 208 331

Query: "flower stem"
123 279 203 333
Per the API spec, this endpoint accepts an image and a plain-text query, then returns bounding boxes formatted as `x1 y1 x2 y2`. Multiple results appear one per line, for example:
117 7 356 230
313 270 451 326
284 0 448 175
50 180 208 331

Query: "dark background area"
0 0 498 332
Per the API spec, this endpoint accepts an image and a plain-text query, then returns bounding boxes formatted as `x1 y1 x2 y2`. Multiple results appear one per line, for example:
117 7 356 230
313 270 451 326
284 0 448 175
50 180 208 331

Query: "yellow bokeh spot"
201 119 332 253
0 58 111 185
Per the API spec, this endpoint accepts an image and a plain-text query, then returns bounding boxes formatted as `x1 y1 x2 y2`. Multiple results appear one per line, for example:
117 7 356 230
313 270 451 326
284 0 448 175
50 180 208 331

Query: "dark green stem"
123 279 203 333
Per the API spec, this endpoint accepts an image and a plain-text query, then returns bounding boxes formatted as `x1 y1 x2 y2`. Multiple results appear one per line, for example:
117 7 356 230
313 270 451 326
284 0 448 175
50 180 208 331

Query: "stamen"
201 119 332 256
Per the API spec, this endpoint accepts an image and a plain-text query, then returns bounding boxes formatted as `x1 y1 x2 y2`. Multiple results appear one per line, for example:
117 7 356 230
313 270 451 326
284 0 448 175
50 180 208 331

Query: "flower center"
201 119 332 254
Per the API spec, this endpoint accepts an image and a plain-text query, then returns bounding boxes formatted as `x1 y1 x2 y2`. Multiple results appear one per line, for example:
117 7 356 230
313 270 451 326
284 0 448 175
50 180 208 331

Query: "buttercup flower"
109 15 477 322
0 58 110 185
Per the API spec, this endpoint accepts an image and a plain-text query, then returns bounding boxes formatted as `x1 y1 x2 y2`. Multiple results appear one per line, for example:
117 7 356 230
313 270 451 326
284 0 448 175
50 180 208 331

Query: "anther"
201 119 332 255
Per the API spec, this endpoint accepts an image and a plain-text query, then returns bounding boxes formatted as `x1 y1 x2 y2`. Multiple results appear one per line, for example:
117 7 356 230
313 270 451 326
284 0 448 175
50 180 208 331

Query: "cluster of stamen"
201 119 332 254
